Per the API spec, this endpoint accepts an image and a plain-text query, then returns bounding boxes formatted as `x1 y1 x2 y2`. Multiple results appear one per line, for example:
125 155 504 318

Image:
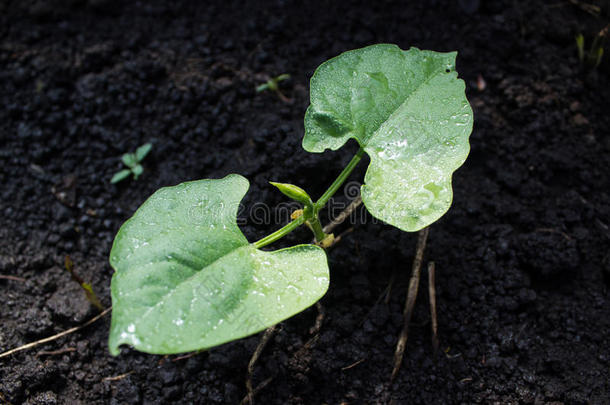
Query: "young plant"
110 142 153 184
108 44 473 355
65 255 104 312
576 25 608 69
256 73 291 102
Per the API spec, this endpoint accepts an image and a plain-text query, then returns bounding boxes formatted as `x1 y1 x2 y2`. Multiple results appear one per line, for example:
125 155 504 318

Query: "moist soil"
1 1 609 404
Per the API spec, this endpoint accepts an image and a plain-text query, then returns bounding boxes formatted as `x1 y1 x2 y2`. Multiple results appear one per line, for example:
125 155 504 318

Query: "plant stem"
253 147 365 248
315 147 365 210
307 215 327 242
252 215 306 249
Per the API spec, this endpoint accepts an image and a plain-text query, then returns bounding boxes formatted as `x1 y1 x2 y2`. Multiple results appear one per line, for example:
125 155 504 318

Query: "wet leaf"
304 44 473 231
135 143 152 162
110 169 132 184
132 164 143 179
122 153 137 168
108 174 329 355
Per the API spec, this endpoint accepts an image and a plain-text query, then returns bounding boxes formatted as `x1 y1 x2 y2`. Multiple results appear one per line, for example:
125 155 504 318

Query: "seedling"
110 143 152 184
65 255 104 312
108 44 473 355
256 73 291 102
576 25 608 69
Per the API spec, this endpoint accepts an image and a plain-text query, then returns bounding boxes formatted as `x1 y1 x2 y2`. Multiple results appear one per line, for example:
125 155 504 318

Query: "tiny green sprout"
576 25 608 69
256 73 291 102
108 44 473 356
576 33 586 62
256 73 290 93
65 255 104 312
110 143 152 184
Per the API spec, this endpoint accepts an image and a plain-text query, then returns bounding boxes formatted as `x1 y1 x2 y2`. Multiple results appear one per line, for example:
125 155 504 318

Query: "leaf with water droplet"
108 174 329 355
304 44 473 231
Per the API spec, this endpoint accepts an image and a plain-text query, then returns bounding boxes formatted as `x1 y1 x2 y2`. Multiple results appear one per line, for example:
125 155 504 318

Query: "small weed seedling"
65 255 104 312
110 143 152 184
108 44 473 355
576 25 608 69
256 73 291 102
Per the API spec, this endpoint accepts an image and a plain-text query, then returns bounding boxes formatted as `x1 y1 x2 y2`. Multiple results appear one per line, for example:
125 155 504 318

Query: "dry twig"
240 377 273 405
341 358 366 371
390 227 429 381
309 302 325 335
0 307 111 359
427 262 439 359
171 351 202 363
384 270 396 304
36 347 76 357
0 275 25 282
103 371 134 382
242 325 277 405
323 195 362 234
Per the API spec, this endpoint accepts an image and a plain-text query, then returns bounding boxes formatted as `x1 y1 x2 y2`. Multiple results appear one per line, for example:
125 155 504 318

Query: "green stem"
253 147 365 248
315 147 365 210
307 216 327 242
253 215 306 249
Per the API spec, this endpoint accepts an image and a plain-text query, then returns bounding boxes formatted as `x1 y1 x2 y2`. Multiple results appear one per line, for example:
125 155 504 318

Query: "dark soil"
1 0 609 403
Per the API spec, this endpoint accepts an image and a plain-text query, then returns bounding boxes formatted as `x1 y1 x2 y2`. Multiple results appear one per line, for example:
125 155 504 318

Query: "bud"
269 182 313 206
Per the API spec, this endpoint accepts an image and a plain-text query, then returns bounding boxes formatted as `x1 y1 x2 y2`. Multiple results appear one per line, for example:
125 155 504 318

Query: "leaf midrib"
128 243 253 329
357 53 448 147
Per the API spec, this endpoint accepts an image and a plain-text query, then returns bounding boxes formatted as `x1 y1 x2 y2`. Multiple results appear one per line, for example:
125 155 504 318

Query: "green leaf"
132 164 143 179
269 181 313 205
82 282 105 312
108 174 329 355
111 169 132 184
303 44 473 231
256 82 270 93
576 34 585 62
256 74 291 93
135 143 153 162
122 153 137 168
